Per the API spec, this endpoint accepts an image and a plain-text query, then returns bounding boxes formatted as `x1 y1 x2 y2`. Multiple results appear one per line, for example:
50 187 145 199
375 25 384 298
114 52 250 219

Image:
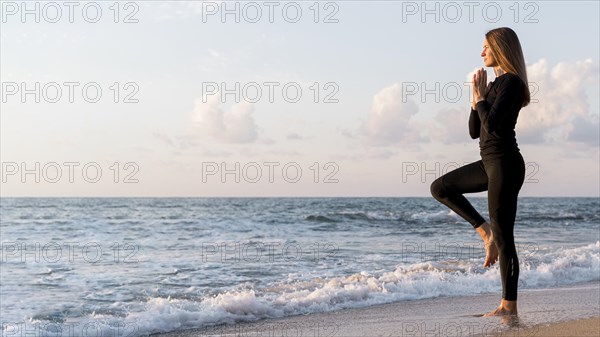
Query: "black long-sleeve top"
469 73 525 159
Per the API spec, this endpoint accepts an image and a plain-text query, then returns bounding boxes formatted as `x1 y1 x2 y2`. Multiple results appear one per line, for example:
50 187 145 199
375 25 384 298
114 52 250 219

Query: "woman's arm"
474 75 523 134
469 107 481 139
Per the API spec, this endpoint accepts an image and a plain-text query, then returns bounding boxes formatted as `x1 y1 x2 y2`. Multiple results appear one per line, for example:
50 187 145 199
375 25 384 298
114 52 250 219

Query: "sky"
1 0 599 197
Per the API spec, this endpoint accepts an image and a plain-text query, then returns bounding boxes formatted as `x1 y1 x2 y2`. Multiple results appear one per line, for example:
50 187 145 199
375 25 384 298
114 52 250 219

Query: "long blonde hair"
485 27 530 107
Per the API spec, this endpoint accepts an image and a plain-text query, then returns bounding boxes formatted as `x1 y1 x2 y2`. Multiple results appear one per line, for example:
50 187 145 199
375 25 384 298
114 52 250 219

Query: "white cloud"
190 94 258 143
429 107 471 143
330 148 398 161
152 131 175 147
517 58 599 144
568 115 600 145
360 83 424 146
287 133 303 140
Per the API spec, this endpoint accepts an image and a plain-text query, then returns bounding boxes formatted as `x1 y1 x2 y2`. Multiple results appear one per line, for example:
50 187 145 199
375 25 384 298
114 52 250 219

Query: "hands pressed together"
471 67 490 110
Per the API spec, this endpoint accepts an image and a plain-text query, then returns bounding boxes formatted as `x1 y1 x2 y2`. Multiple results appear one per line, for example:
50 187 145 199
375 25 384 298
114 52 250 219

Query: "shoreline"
151 281 599 337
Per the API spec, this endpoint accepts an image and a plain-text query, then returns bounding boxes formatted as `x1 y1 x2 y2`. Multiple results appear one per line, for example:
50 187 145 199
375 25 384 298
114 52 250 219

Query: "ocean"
1 197 598 337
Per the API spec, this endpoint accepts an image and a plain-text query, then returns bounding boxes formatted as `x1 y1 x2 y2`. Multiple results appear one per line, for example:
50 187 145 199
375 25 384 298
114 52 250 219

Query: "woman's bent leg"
430 161 488 228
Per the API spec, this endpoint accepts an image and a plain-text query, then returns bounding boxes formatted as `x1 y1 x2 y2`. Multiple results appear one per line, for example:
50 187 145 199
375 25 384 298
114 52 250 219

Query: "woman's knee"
490 224 514 253
430 177 446 200
491 228 507 250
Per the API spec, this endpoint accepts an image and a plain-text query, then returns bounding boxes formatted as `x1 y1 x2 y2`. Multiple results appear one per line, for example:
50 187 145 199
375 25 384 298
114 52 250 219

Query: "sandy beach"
152 281 599 337
487 316 599 337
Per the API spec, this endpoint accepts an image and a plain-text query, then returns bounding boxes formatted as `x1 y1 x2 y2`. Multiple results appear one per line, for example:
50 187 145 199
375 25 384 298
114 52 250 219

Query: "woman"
430 27 530 316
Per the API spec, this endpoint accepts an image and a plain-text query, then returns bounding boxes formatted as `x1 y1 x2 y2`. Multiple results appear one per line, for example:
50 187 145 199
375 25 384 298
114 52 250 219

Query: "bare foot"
477 222 498 268
483 233 499 268
483 300 518 316
484 306 517 316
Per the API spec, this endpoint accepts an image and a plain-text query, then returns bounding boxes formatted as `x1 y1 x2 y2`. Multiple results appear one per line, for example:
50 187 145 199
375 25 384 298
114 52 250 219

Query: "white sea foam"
409 210 456 221
16 241 595 337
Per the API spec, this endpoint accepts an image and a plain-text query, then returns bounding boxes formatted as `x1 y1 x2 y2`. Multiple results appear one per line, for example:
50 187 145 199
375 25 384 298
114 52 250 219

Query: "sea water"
1 197 598 336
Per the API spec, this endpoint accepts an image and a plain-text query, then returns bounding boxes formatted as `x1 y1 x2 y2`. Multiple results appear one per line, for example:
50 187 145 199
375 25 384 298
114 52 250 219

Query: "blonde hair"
485 27 530 107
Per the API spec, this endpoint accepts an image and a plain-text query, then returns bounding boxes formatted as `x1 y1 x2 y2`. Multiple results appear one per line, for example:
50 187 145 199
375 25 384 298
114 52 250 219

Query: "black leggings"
430 152 525 301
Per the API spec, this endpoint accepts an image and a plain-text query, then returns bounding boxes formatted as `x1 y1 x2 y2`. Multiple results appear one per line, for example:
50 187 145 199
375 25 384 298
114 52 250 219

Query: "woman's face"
481 38 496 67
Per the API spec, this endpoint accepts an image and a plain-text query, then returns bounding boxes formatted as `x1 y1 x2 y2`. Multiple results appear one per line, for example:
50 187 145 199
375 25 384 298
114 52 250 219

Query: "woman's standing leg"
483 152 526 315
